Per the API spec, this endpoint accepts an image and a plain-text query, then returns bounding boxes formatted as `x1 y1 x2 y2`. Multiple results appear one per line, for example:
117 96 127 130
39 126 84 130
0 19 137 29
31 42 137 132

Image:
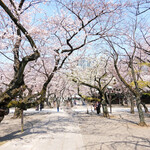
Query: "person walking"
96 102 100 114
56 97 60 112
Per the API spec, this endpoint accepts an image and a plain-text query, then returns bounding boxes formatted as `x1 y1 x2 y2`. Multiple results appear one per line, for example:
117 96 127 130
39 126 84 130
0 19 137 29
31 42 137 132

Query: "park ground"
0 104 150 150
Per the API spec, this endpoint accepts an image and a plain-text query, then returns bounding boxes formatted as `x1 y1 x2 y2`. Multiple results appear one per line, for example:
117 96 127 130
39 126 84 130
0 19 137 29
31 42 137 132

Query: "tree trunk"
87 108 89 114
141 102 149 113
102 99 109 118
99 103 101 113
0 110 5 122
70 100 73 107
21 109 24 132
130 99 135 114
109 94 112 113
136 97 147 126
12 107 21 119
0 106 9 122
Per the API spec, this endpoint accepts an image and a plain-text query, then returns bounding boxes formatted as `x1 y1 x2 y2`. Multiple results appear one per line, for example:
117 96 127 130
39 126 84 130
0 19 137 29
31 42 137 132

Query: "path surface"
1 105 150 150
0 108 85 150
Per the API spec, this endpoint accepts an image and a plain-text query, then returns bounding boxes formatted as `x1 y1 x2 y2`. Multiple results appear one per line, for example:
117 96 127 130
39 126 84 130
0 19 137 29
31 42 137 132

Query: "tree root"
138 122 147 127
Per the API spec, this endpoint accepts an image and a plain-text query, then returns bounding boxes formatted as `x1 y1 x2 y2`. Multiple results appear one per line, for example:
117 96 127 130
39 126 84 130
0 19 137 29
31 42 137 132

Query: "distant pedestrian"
96 102 100 114
57 106 59 112
40 103 44 111
56 97 60 112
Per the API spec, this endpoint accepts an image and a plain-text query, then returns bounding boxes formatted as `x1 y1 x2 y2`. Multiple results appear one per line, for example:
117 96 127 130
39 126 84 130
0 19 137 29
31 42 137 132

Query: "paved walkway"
0 109 85 150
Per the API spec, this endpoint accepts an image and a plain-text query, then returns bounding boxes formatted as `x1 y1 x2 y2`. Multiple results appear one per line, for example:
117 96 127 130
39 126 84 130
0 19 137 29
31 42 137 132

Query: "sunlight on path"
0 109 85 150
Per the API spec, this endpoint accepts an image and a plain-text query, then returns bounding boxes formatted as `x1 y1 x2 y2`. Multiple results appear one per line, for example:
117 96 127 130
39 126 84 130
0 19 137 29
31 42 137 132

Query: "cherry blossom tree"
0 0 123 124
14 0 122 109
0 1 40 122
102 0 150 126
68 55 115 117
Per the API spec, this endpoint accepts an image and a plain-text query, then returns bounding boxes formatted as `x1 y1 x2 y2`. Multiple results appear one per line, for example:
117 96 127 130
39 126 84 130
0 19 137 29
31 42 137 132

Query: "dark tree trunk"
141 102 149 113
0 110 5 122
